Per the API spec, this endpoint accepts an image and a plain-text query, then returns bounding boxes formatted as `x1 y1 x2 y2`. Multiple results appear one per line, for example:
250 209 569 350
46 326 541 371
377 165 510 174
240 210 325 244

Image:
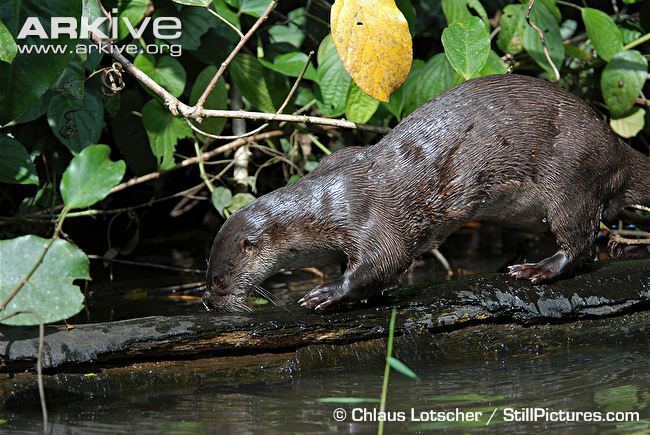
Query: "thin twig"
195 0 278 112
526 0 561 81
188 50 315 140
205 6 244 39
610 233 650 245
108 130 285 194
432 248 453 276
194 141 215 193
88 255 204 273
631 204 650 213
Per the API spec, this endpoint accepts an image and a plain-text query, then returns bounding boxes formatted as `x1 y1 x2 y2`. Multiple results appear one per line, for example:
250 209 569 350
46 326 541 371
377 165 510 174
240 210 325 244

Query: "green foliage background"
0 0 648 324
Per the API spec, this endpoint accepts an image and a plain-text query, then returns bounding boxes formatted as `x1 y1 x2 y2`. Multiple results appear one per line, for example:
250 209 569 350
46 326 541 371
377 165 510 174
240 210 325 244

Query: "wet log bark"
1 258 648 373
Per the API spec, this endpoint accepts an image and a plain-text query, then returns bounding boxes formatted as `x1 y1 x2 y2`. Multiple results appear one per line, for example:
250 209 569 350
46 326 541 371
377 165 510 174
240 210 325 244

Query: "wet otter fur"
203 74 650 312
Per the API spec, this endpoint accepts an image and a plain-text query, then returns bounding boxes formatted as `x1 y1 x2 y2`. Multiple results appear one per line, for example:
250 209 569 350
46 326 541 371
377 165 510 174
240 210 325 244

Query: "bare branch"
194 0 278 113
91 33 389 134
188 50 316 140
109 130 286 194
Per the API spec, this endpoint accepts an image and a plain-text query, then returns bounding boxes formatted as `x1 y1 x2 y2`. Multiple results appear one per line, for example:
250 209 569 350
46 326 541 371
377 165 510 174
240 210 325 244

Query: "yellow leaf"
331 0 413 102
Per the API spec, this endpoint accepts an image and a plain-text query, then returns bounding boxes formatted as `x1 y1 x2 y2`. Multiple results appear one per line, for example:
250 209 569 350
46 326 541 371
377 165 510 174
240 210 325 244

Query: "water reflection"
5 344 649 433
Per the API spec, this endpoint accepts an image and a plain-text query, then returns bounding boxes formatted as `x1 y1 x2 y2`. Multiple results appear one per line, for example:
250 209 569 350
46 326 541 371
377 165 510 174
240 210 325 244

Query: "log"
0 258 648 373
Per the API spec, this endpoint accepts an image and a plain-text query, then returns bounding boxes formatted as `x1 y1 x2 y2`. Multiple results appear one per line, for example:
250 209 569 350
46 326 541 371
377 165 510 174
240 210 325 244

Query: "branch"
195 0 278 113
526 0 560 81
198 109 390 133
188 51 316 140
109 130 285 194
90 33 389 134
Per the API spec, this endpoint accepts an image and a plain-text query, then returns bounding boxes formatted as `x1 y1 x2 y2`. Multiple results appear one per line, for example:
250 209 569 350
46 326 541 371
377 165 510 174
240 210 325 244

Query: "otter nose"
210 275 229 295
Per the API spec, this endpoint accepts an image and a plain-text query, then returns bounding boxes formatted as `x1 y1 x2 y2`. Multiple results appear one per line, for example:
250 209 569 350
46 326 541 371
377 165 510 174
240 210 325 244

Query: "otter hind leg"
508 199 601 284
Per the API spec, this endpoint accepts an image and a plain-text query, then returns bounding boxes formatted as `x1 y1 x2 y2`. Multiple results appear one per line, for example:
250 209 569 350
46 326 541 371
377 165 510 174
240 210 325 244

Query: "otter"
202 74 649 312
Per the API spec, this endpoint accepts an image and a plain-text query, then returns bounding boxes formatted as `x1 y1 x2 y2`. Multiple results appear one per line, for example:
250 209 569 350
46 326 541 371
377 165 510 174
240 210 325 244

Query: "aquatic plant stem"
0 310 47 431
378 308 397 435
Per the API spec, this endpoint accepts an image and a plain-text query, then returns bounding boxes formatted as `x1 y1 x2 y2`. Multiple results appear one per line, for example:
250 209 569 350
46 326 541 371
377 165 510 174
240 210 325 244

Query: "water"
4 344 649 433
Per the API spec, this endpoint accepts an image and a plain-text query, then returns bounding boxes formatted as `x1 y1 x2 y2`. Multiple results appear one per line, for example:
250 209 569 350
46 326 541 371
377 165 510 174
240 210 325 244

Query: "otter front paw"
299 284 346 310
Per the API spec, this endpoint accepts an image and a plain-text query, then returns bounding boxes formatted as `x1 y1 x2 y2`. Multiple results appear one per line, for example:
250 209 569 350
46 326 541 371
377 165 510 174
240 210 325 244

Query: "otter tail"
623 145 650 207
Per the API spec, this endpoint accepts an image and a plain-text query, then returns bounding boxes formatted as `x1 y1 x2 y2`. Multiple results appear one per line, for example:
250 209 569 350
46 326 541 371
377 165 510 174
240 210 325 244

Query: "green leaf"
581 8 623 62
211 186 233 217
0 235 89 326
537 0 561 22
259 52 318 81
211 0 240 29
0 19 17 64
316 35 352 116
610 108 645 138
268 24 305 48
0 0 80 125
497 4 526 55
60 144 126 209
50 60 86 100
479 50 508 76
441 0 489 28
133 54 186 98
601 50 648 118
116 0 151 40
319 398 381 404
189 66 228 137
226 193 255 215
442 16 490 80
0 135 38 185
161 6 214 51
47 92 104 154
522 2 565 76
172 0 212 5
238 0 269 17
388 357 419 379
230 54 287 113
403 54 459 116
141 99 192 169
345 84 379 124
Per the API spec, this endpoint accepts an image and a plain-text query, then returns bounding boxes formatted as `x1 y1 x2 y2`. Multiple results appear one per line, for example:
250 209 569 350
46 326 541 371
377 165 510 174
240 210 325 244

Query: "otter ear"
240 236 255 253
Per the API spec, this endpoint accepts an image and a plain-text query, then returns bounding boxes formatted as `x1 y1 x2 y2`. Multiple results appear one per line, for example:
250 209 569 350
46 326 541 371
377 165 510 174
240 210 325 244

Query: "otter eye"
240 236 255 253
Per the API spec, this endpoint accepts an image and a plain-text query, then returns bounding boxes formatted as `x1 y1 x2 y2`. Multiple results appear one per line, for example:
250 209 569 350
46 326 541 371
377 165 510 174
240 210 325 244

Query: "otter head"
202 200 283 312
